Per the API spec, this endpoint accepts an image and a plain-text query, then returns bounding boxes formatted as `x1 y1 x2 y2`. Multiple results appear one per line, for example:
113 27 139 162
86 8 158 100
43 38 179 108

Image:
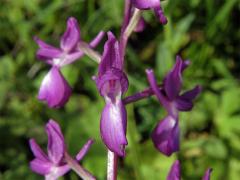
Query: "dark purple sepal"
164 57 183 101
176 85 202 111
167 160 181 180
60 17 80 52
98 32 123 77
151 115 180 156
154 7 168 25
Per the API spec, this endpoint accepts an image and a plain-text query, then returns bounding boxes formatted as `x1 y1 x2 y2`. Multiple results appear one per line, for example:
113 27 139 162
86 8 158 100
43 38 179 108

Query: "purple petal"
45 164 70 180
34 37 62 60
60 31 105 66
175 98 193 111
179 85 202 101
76 139 94 161
176 85 201 111
97 68 129 97
167 160 181 180
131 0 160 9
154 7 168 25
164 57 183 100
134 16 146 32
46 120 65 164
38 67 72 108
146 69 172 114
202 168 213 180
151 115 180 156
60 17 80 52
177 55 190 72
89 31 105 47
98 32 122 77
29 139 48 162
30 159 52 175
100 99 128 157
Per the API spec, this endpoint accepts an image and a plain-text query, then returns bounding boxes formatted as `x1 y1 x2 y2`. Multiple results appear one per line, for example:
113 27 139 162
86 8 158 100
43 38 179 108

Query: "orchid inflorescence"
29 0 212 179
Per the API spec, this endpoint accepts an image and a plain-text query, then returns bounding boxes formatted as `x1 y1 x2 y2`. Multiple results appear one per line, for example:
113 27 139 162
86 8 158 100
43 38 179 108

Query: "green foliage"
0 0 239 179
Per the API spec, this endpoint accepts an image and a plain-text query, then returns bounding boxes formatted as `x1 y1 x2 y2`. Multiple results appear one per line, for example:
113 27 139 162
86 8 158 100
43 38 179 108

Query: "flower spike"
38 67 72 108
96 32 129 157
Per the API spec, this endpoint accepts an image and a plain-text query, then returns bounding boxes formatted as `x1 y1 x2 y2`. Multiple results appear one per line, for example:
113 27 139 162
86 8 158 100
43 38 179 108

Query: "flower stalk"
78 42 102 63
107 150 118 180
64 152 96 180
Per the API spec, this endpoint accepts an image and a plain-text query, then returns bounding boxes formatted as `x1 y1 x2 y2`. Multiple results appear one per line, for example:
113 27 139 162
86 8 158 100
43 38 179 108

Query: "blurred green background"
0 0 239 179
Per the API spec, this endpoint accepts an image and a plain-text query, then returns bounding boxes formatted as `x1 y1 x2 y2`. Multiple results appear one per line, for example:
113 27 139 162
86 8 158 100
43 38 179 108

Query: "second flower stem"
107 150 118 180
64 152 96 180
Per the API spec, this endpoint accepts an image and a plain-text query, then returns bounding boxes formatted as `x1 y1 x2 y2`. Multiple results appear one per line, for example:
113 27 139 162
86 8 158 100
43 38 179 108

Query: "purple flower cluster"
29 0 213 179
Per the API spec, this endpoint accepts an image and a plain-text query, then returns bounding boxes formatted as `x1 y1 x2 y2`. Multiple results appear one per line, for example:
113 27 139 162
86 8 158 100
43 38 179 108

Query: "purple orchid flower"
146 56 201 155
167 160 212 180
131 0 168 25
35 17 104 108
29 120 94 180
96 32 129 157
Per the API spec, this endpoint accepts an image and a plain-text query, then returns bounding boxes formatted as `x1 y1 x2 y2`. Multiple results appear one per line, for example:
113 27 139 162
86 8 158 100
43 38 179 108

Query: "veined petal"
151 115 179 156
34 37 62 60
29 139 48 162
46 120 65 164
167 160 181 180
202 168 212 180
60 17 80 52
98 32 122 77
38 67 72 108
100 99 128 157
30 158 52 175
131 0 160 9
164 57 183 100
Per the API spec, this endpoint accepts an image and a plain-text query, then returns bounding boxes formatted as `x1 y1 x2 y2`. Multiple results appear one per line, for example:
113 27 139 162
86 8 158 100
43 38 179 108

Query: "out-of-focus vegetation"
0 0 239 179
